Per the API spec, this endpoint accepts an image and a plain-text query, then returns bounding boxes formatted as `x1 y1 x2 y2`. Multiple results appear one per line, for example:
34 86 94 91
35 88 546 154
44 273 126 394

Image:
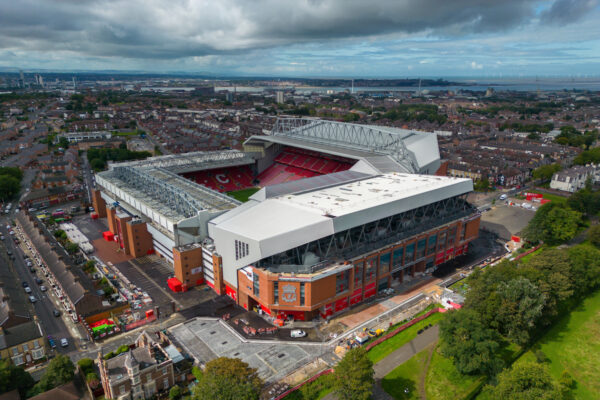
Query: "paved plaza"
169 318 327 383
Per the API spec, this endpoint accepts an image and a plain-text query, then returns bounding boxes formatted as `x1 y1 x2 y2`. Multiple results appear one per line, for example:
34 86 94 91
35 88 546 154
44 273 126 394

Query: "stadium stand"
183 165 254 193
257 147 355 186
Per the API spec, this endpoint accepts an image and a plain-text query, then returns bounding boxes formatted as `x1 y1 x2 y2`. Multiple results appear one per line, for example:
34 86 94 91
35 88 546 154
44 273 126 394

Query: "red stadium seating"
182 165 255 193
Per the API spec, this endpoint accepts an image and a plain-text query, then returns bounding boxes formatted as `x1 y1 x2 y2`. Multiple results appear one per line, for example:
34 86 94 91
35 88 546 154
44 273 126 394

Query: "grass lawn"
381 348 429 399
516 246 544 264
425 346 484 400
367 311 443 364
226 187 260 202
512 289 600 400
449 279 470 296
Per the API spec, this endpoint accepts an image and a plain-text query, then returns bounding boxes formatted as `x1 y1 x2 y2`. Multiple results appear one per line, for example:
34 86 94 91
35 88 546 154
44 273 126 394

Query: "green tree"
0 359 34 397
588 224 600 247
77 358 94 375
495 277 546 345
439 309 503 376
65 241 79 254
192 357 263 400
522 203 581 245
332 347 374 400
0 167 24 181
29 355 75 396
58 136 69 149
0 175 20 201
567 245 600 294
483 362 564 400
532 163 562 182
474 178 491 192
169 385 182 400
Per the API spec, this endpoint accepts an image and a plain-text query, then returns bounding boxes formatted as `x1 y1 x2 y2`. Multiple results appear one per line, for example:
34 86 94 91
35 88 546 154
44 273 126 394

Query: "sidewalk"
323 325 439 400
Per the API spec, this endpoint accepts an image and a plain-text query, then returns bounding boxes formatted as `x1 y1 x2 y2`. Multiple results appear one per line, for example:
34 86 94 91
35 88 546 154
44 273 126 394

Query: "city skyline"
1 0 599 77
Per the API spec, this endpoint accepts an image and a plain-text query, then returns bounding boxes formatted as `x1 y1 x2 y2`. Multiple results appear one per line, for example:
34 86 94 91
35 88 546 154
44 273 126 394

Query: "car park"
290 329 307 338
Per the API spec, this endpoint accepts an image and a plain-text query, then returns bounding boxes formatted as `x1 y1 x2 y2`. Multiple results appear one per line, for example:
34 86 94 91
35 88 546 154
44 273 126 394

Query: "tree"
588 225 600 247
192 357 263 400
522 203 581 245
532 164 562 182
65 241 79 254
0 175 20 201
567 245 600 294
439 309 503 376
332 347 374 400
474 178 491 192
169 385 182 400
495 277 546 345
77 358 94 375
483 362 564 400
0 359 34 397
29 355 75 396
58 136 69 149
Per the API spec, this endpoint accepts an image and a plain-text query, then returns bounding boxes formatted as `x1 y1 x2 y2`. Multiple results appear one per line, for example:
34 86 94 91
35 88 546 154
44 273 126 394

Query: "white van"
499 194 507 200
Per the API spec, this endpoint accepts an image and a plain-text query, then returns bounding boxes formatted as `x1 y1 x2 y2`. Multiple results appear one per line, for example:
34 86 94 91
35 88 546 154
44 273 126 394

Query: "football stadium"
92 118 480 320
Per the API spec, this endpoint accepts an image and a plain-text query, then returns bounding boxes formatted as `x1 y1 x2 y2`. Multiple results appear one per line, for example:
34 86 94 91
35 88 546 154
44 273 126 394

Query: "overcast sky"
1 0 599 77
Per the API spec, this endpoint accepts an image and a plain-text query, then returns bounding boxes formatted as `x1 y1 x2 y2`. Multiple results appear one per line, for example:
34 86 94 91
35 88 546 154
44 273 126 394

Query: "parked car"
60 338 68 347
29 295 36 303
52 309 61 317
290 329 307 338
40 285 47 292
22 281 28 288
24 287 32 294
48 335 56 348
35 278 43 285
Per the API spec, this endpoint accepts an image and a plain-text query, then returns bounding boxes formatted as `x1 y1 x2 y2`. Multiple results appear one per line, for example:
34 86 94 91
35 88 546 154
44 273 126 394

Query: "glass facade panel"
405 243 415 263
447 227 456 247
416 238 426 259
437 231 447 251
379 252 391 275
365 257 377 282
354 262 363 288
427 234 437 254
392 246 404 267
336 270 350 294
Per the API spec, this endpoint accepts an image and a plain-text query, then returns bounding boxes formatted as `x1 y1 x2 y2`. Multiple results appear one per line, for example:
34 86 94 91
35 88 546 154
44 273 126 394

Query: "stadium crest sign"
281 284 297 303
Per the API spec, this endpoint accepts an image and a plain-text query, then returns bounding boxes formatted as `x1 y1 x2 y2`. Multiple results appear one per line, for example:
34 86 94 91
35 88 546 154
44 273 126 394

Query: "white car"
40 285 47 292
29 296 36 303
290 329 307 338
25 287 32 294
60 338 68 347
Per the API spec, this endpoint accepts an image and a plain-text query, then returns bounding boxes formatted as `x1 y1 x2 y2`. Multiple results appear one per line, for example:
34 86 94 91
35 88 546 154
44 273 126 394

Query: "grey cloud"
0 0 595 61
540 0 599 25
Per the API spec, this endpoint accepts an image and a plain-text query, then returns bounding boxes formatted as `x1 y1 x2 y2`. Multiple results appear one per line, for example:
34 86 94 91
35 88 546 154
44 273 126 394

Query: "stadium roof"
109 150 254 174
96 164 240 230
244 118 441 174
209 173 473 279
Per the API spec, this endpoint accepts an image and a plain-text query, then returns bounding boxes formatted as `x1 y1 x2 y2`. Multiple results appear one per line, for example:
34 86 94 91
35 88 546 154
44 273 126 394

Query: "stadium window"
336 270 349 294
300 283 305 306
416 238 426 259
427 234 437 254
273 282 278 304
437 231 446 251
392 246 404 268
365 258 376 282
461 224 467 241
405 243 415 262
253 273 260 297
447 227 457 247
379 252 391 275
354 262 363 288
